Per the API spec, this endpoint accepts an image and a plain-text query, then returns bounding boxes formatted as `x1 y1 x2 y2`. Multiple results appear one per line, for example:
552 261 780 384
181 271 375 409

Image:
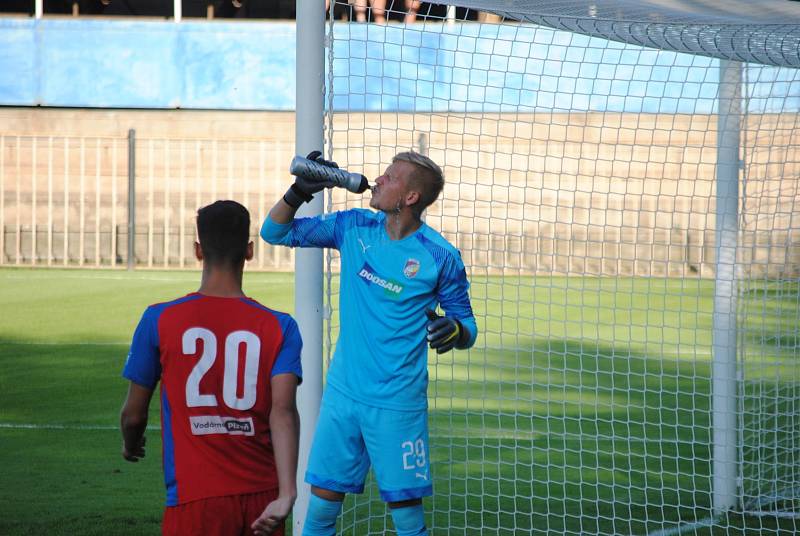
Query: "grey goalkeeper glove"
425 309 469 354
283 150 339 209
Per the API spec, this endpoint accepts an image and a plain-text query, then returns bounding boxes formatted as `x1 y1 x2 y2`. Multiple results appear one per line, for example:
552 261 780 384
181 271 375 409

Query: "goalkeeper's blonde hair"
393 151 444 215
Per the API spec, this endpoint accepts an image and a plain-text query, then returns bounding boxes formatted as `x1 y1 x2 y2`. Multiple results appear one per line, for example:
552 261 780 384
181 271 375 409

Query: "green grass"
0 267 294 535
1 267 798 535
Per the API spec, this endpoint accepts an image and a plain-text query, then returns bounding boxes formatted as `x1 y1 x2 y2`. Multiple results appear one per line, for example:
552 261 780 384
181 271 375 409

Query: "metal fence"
0 132 294 270
3 119 799 276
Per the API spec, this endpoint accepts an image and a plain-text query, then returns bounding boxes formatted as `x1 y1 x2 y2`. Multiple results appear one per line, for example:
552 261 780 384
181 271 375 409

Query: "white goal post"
295 1 800 534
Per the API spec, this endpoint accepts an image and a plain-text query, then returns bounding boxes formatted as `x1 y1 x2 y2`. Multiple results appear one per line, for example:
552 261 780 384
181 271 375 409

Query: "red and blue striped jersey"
122 293 302 506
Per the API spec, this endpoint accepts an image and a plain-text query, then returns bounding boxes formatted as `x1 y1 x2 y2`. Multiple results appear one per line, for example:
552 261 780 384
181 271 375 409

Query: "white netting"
440 0 800 68
322 3 800 534
739 69 800 517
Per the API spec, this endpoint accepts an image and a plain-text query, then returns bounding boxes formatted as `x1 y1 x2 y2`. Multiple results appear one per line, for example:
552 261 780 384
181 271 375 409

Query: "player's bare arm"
120 382 155 462
267 197 299 225
251 372 300 535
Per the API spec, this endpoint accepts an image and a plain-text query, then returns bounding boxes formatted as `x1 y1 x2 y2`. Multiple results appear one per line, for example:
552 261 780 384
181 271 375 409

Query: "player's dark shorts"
162 489 282 536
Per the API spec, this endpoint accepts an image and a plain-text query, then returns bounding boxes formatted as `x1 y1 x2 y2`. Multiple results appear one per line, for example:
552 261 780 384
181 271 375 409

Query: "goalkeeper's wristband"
283 183 313 209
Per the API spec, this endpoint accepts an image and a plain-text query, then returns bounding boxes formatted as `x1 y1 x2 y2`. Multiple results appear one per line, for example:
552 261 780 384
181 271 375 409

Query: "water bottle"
290 156 370 194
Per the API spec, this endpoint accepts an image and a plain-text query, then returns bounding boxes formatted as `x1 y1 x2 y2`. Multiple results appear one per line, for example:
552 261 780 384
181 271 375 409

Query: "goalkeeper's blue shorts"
305 386 433 502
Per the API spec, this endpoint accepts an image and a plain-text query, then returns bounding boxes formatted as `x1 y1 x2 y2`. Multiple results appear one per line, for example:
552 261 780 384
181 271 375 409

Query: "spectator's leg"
370 0 386 23
404 0 420 23
353 0 367 21
477 11 501 23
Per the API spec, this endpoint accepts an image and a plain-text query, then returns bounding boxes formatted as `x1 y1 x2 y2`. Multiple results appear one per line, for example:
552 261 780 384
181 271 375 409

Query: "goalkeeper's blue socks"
302 494 343 536
390 503 428 536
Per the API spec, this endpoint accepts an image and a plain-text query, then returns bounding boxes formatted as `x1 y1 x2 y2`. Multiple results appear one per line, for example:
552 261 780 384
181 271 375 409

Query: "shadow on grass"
339 338 798 535
0 337 164 535
2 331 797 535
0 427 164 536
0 339 143 425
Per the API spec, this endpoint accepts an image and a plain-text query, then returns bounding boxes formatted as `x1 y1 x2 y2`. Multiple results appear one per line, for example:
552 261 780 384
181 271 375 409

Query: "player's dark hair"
196 200 250 268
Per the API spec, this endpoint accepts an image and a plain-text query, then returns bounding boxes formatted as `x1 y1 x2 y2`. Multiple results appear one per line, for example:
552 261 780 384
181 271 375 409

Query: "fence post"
128 129 136 271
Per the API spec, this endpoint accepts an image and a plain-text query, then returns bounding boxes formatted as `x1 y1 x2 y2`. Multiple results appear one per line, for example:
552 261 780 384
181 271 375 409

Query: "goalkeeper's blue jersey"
261 208 477 411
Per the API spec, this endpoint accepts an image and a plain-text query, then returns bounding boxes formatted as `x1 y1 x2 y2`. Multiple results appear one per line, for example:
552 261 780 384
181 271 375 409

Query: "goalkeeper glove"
283 150 340 209
426 308 468 354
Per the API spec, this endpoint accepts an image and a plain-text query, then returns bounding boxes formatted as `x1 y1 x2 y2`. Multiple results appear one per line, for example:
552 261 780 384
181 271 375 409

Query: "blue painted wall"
0 18 797 113
0 19 295 109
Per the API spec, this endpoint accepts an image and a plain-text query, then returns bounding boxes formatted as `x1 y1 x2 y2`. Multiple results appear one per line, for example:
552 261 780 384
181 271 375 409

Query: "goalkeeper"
261 150 477 536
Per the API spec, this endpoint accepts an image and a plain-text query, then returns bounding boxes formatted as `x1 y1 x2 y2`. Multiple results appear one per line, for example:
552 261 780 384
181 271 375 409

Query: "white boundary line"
0 422 161 431
646 517 717 536
0 273 196 282
2 341 128 346
0 422 530 442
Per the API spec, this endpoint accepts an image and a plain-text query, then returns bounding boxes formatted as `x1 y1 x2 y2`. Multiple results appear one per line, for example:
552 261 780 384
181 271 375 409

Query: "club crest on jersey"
403 258 420 279
358 262 403 297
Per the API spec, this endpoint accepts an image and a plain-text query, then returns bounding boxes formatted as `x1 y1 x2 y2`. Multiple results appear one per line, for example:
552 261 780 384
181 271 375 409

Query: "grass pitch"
0 267 797 535
0 268 294 536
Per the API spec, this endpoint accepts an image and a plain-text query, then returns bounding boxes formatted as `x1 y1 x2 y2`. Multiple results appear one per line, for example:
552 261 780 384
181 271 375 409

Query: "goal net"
321 1 800 533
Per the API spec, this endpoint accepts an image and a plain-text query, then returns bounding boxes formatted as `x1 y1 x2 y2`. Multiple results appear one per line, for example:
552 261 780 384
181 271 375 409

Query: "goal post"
294 1 800 533
294 0 326 533
712 58 741 516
